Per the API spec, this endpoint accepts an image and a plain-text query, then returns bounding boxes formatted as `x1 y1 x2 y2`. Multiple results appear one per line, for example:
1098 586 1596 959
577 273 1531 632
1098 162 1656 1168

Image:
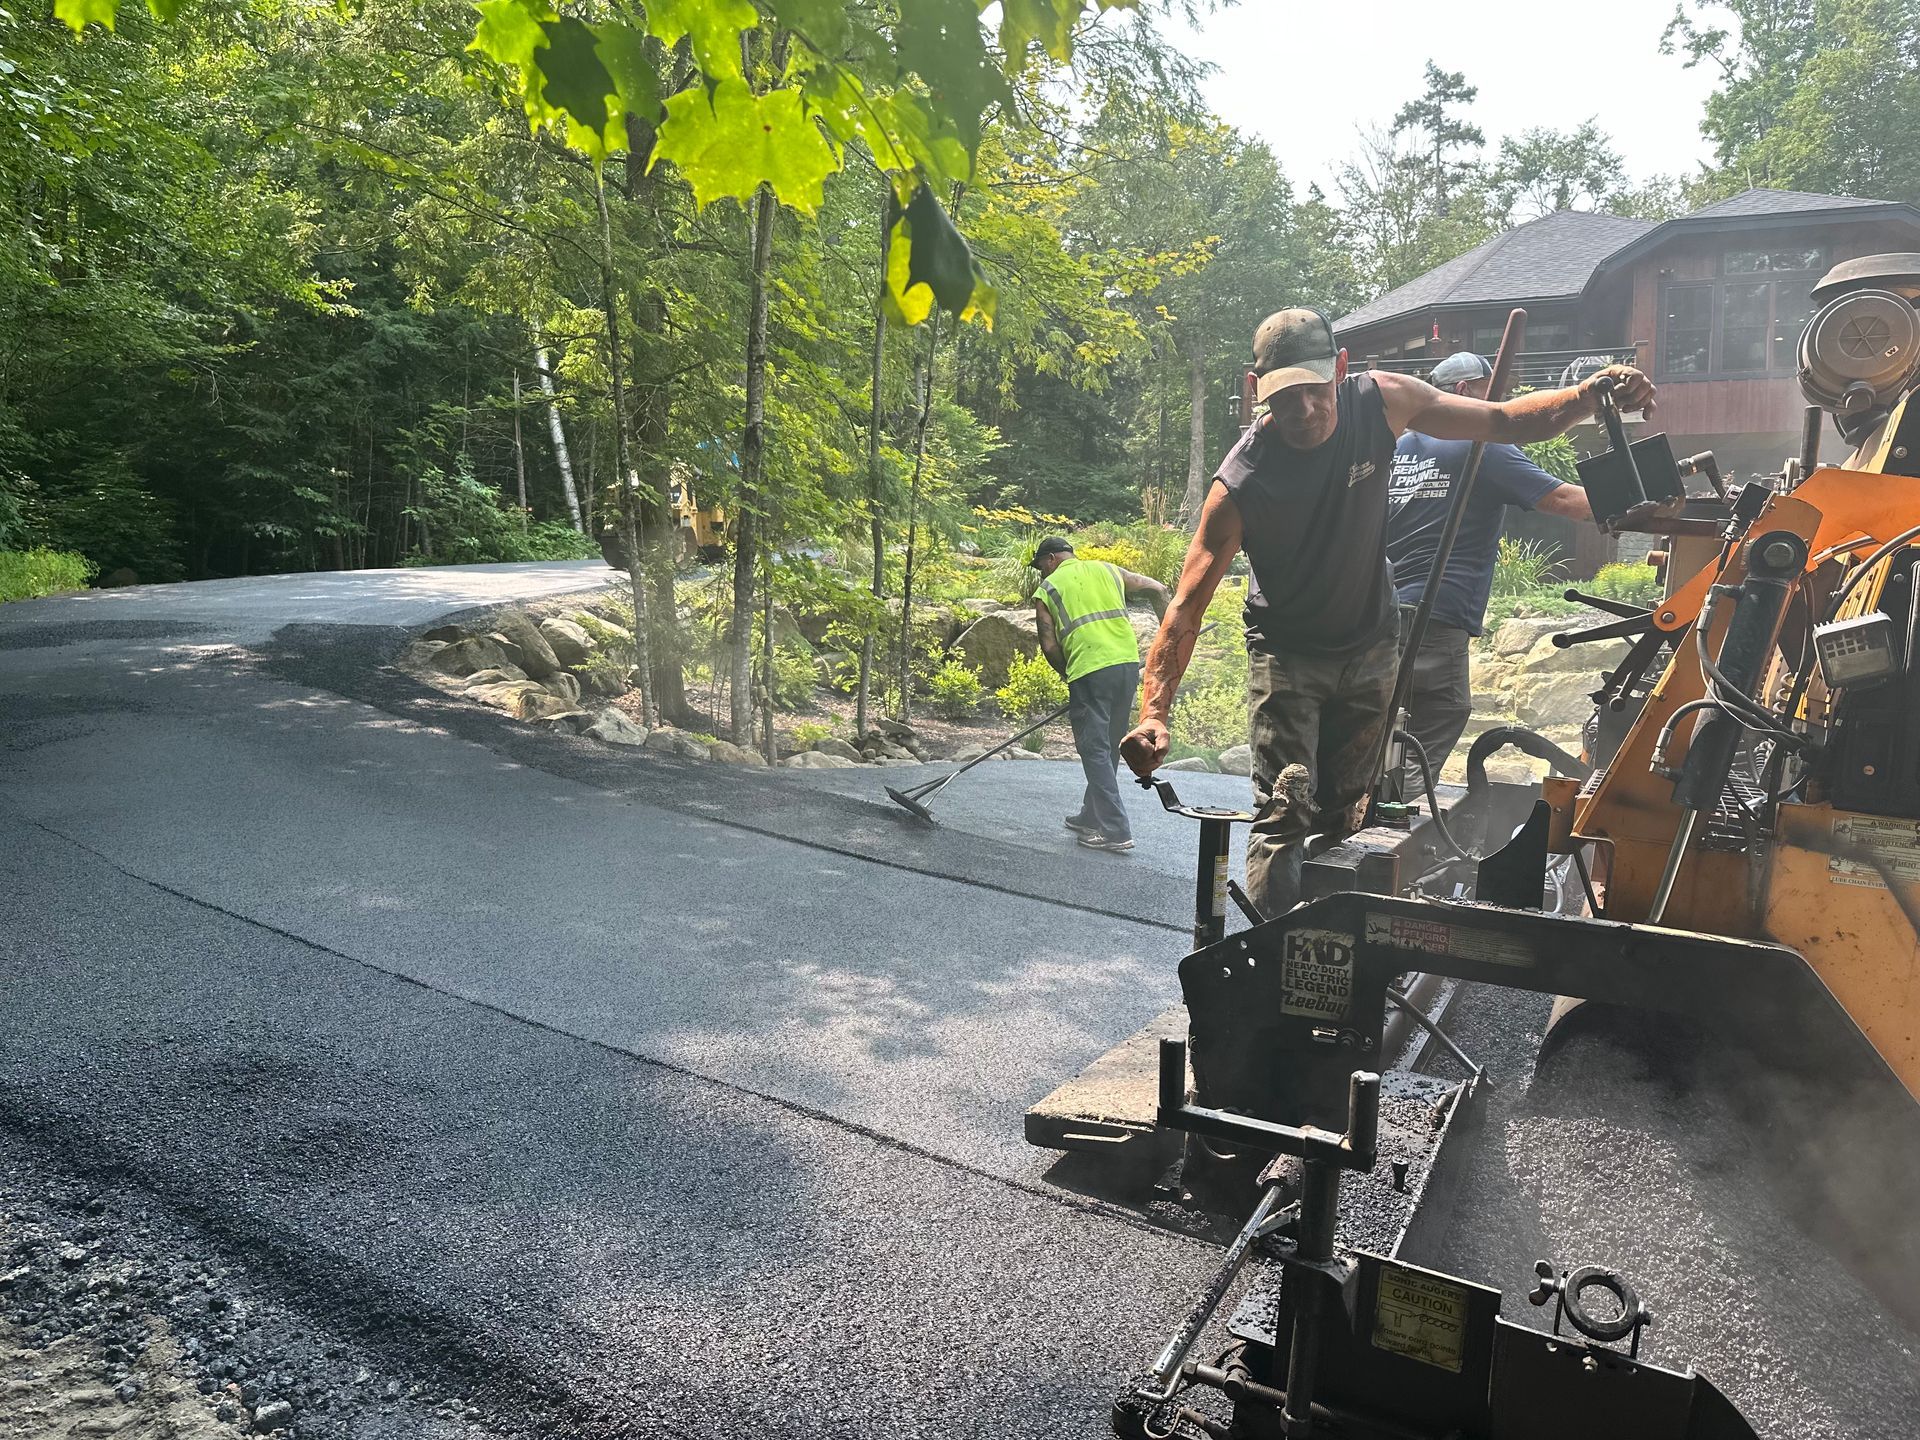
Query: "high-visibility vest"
1037 558 1139 682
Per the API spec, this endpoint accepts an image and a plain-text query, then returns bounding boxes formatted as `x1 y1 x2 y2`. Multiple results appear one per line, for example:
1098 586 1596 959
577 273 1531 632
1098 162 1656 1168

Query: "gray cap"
1429 352 1493 388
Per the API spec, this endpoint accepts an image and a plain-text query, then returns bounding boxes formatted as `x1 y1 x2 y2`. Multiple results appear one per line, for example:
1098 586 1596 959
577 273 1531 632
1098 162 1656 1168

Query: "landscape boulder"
809 737 864 763
539 616 597 669
782 751 858 769
421 624 468 643
489 608 563 679
569 611 635 660
431 636 511 678
461 665 528 687
1514 671 1601 728
956 598 1006 616
644 729 712 761
542 672 583 707
583 709 650 747
707 739 769 766
1217 743 1254 777
952 609 1041 690
1490 616 1567 658
102 567 139 587
1163 755 1216 772
1516 630 1631 676
467 679 579 721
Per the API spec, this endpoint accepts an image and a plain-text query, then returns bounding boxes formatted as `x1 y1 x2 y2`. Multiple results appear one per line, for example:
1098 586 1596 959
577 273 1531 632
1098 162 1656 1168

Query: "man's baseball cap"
1252 309 1339 402
1030 536 1073 566
1429 352 1493 388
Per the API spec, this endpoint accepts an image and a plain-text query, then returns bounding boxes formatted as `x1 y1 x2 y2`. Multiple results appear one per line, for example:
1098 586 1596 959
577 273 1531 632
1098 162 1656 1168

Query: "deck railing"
1356 348 1639 391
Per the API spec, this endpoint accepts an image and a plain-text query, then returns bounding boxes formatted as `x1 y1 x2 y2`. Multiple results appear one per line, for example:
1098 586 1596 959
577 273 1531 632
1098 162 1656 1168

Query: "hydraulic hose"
1394 729 1469 860
1463 726 1592 795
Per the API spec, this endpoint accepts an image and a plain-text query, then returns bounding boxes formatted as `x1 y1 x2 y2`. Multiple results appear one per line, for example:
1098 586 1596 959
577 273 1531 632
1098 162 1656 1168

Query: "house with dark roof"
1334 188 1920 571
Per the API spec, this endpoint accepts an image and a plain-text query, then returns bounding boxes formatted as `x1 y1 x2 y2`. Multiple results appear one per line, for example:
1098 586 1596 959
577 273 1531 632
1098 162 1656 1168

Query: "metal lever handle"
1591 375 1646 504
1158 1039 1378 1169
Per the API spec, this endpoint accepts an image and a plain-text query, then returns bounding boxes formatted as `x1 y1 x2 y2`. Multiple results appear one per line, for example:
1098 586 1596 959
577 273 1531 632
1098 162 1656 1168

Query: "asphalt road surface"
3 562 1917 1440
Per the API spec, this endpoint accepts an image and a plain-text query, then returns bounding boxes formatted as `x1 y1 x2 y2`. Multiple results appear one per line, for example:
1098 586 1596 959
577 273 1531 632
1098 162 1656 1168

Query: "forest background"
6 0 1920 753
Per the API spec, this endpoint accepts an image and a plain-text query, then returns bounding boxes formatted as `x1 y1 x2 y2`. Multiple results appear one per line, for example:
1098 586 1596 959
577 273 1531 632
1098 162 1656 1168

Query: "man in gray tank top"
1120 308 1654 915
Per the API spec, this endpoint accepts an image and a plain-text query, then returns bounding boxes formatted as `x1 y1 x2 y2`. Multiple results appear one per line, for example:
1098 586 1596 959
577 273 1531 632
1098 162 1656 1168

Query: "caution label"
1829 814 1920 889
1280 928 1355 1020
1372 1266 1470 1372
1212 855 1229 919
1364 912 1534 968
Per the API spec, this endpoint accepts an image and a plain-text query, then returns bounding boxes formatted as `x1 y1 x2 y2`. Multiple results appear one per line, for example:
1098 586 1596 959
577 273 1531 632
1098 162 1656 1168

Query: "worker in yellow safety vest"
1031 538 1170 852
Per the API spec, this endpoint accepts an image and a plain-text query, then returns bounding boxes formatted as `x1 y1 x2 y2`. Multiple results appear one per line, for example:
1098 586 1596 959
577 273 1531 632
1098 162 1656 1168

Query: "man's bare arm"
1535 483 1593 520
1374 365 1657 446
1120 485 1243 778
1033 599 1068 677
1118 567 1171 620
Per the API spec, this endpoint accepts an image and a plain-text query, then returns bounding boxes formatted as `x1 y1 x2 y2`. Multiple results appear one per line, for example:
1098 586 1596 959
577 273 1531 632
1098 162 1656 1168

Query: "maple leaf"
651 78 837 214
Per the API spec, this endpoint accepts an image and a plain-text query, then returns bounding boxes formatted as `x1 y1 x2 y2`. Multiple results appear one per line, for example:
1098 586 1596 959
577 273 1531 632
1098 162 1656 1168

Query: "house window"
1470 322 1571 354
1726 247 1825 273
1721 281 1771 372
1771 280 1816 370
1661 284 1712 375
1657 247 1827 378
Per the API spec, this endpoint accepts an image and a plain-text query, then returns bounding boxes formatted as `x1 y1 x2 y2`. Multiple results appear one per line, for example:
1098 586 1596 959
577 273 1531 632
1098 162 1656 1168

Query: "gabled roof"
1335 211 1656 335
1335 188 1920 339
1686 188 1888 219
1585 188 1920 283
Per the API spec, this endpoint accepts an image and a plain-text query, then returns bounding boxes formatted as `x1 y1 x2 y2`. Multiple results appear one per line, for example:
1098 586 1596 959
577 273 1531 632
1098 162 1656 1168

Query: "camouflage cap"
1252 309 1339 401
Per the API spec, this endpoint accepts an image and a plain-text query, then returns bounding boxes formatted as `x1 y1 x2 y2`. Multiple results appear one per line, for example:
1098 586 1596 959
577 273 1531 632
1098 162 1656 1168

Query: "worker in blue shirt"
1386 352 1594 787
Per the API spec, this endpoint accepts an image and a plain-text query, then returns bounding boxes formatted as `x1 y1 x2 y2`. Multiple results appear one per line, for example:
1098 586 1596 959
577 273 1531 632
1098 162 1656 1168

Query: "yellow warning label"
1212 855 1229 918
1280 928 1354 1021
1372 1267 1470 1371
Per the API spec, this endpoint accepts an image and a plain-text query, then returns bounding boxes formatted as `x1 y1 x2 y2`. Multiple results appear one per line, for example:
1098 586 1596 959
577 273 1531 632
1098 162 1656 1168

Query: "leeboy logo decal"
1348 459 1376 487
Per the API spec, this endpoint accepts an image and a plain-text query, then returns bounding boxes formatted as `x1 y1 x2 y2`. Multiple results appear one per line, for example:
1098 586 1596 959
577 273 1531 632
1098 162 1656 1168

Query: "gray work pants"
1067 661 1141 842
1244 624 1399 915
1399 617 1473 796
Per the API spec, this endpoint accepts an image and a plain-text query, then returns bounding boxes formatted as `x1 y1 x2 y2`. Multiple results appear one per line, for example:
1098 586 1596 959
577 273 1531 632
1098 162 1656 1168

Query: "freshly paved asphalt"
0 563 1233 1439
4 562 1917 1439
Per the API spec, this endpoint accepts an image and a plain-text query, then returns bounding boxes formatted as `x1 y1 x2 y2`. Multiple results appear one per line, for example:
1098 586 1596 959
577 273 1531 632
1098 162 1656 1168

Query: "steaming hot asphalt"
1 561 1916 1438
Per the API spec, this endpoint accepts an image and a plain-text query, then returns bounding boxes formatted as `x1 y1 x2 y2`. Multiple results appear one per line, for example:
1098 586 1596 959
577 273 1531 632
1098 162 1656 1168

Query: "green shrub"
995 650 1068 721
927 658 985 719
1587 560 1662 608
1492 537 1566 597
771 642 817 710
0 548 96 603
1172 679 1247 753
791 719 834 749
1481 589 1583 635
403 463 598 566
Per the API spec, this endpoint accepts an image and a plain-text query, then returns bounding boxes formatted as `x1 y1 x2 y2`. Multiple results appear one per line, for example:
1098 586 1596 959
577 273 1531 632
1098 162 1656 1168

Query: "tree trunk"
895 315 939 722
624 110 688 727
729 176 777 743
595 175 656 727
855 181 890 737
760 543 777 761
1180 342 1209 526
511 370 528 527
532 322 586 533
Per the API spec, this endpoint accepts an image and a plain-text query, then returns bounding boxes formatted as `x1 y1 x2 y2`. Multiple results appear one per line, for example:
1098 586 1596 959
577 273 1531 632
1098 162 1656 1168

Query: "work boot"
1078 832 1134 852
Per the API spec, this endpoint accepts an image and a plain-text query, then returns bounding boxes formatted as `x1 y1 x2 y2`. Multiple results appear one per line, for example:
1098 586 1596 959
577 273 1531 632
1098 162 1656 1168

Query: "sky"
1167 0 1725 197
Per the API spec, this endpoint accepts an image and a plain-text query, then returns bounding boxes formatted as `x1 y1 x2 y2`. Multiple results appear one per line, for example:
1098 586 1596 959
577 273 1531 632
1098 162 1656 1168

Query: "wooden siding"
1655 376 1806 440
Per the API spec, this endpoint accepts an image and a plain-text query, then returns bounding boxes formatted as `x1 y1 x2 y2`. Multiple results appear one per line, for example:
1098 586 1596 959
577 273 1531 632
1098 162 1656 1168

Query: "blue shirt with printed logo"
1385 435 1562 637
